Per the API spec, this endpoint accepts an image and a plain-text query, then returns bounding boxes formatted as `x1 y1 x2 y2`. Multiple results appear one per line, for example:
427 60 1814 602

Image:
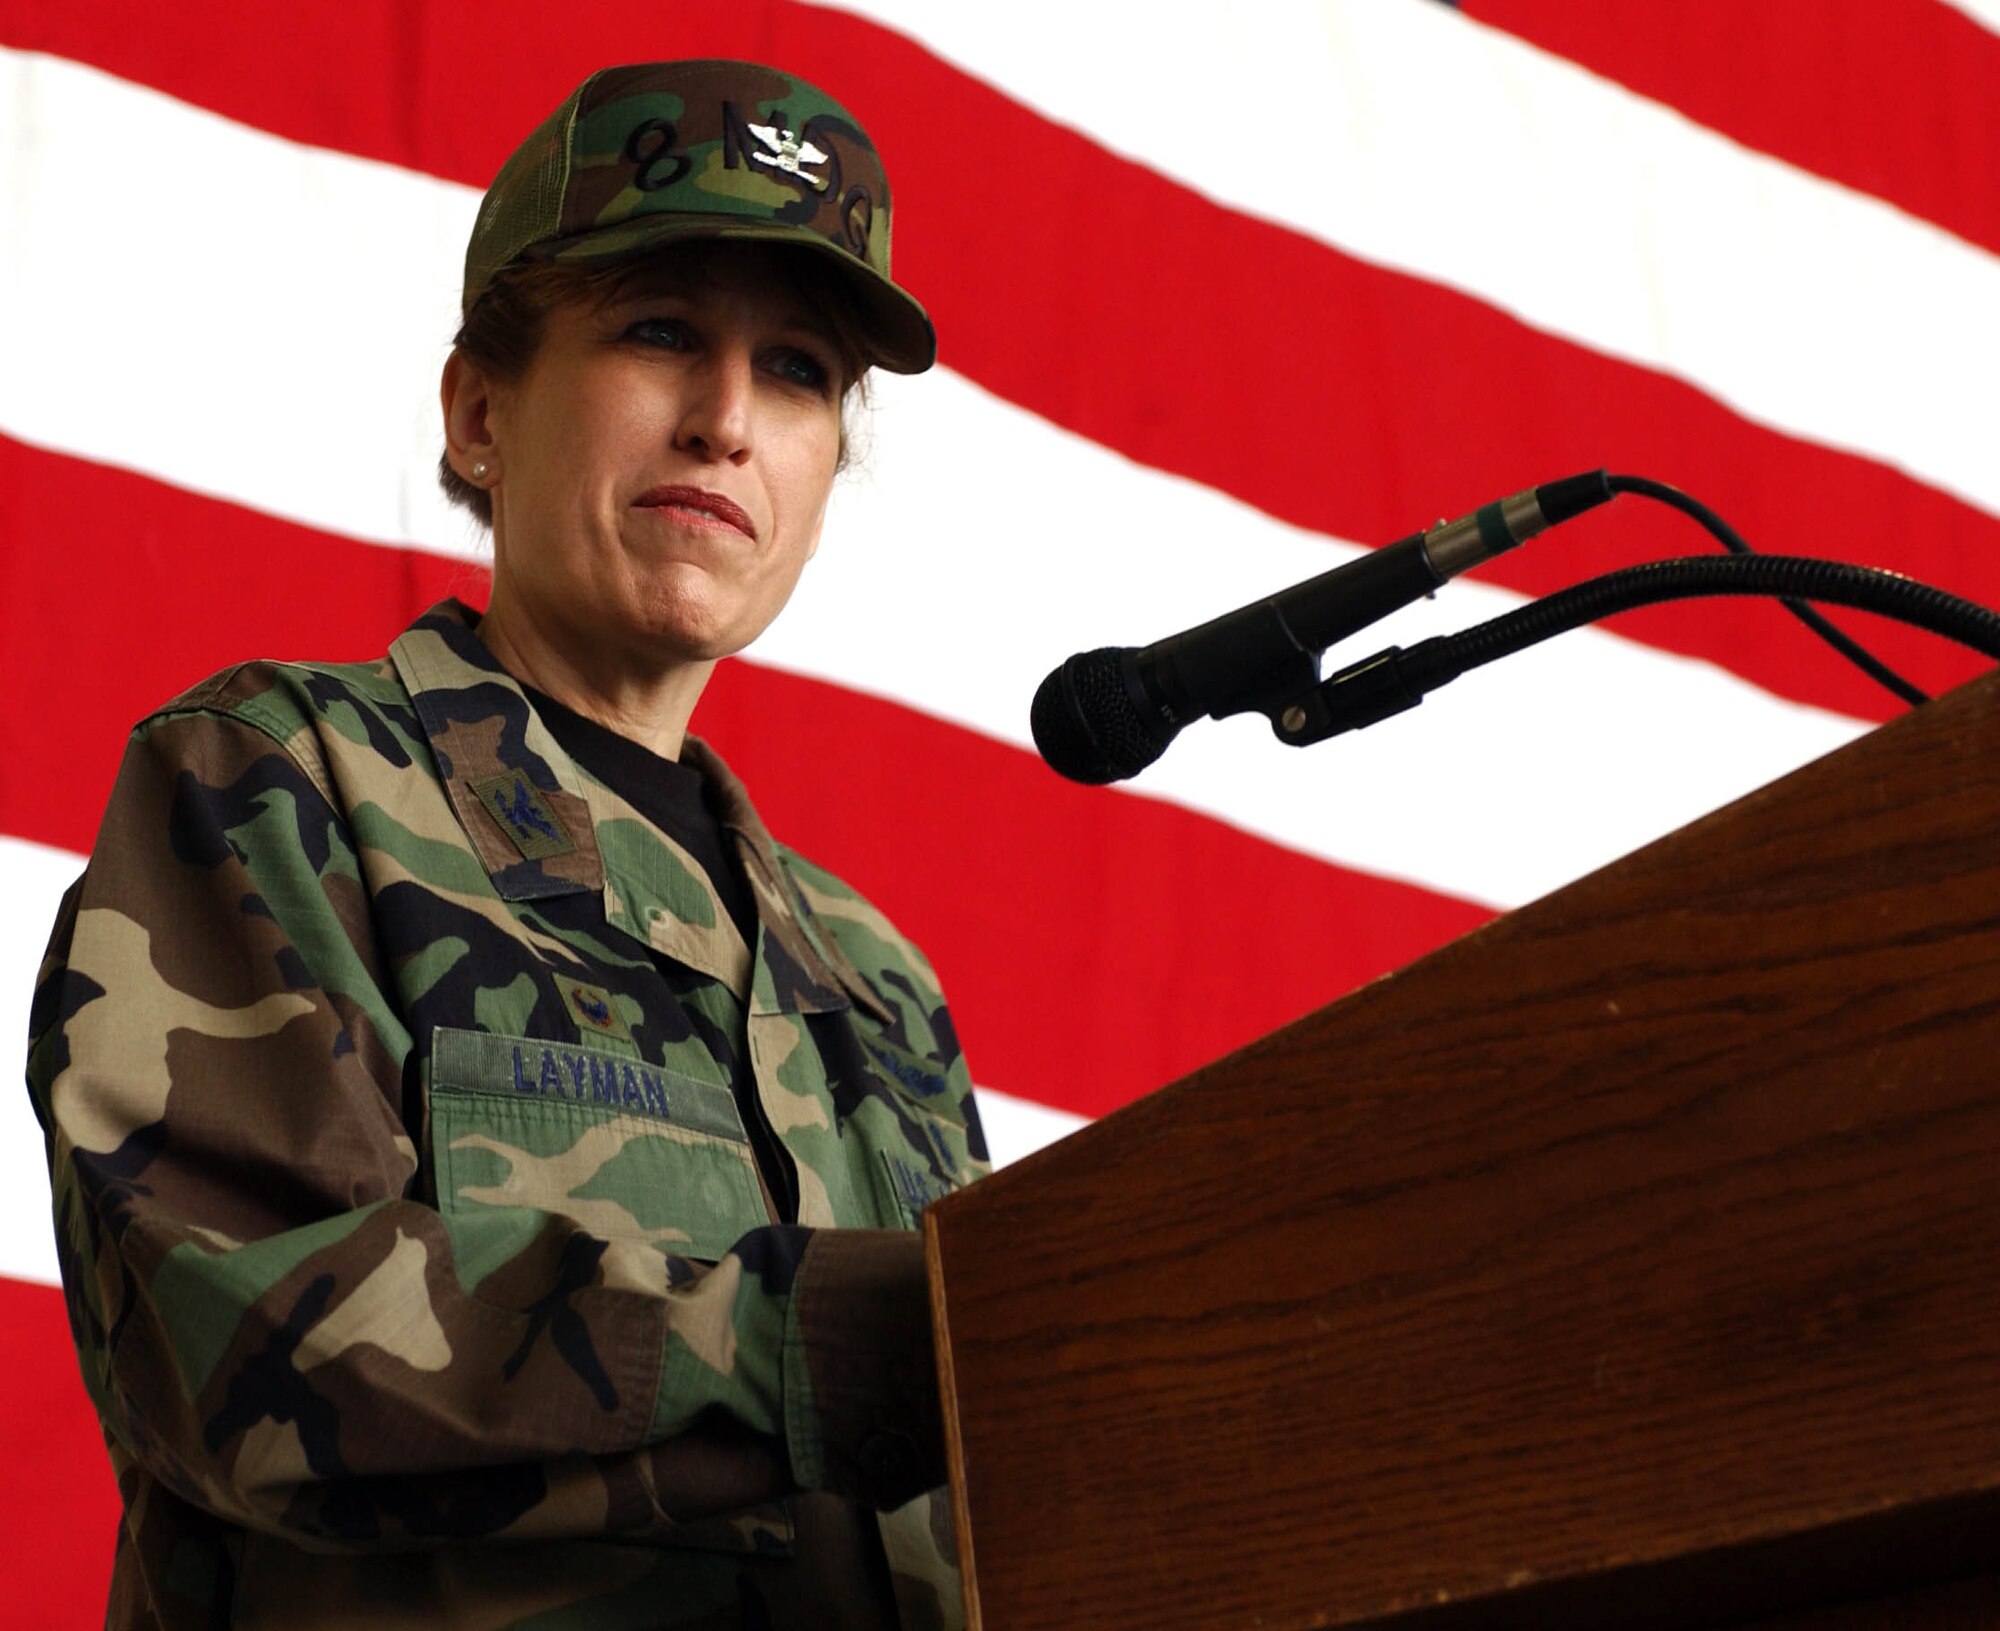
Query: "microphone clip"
1264 646 1434 747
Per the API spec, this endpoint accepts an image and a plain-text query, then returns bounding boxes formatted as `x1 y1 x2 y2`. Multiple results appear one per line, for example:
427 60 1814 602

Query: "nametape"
431 1027 746 1145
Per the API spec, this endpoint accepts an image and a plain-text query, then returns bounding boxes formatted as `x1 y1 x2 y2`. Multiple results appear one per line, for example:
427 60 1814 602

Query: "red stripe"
2 434 1490 1117
0 1276 121 1623
1462 0 2000 263
8 1 1997 721
0 441 479 855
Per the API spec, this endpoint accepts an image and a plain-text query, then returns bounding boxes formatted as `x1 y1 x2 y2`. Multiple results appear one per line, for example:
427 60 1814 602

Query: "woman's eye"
773 349 832 392
626 317 692 350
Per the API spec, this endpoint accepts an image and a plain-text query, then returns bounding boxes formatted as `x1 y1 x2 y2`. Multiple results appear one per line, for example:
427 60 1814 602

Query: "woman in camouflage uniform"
29 59 984 1631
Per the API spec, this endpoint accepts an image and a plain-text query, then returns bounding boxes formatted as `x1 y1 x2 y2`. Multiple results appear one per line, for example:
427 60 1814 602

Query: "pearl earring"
471 461 490 481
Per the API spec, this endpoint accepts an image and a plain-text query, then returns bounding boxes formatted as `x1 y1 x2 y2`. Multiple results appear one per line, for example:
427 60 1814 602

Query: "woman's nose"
673 347 755 463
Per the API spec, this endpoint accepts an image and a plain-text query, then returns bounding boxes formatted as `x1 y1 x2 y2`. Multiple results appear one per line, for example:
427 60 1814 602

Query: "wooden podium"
923 670 2000 1631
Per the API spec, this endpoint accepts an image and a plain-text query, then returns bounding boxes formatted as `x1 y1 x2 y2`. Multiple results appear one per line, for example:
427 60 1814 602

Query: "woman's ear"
440 351 499 484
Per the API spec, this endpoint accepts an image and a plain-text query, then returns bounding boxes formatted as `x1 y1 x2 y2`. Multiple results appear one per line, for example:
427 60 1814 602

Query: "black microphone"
1031 471 1614 784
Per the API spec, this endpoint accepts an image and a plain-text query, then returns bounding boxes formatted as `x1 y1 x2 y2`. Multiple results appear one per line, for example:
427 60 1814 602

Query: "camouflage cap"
463 61 936 373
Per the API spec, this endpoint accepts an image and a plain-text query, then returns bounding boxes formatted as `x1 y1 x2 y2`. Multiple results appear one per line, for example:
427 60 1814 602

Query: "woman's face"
473 245 847 683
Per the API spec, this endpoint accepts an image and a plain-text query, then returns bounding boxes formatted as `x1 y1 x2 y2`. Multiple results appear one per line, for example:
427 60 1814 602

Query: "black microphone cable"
1606 473 1927 706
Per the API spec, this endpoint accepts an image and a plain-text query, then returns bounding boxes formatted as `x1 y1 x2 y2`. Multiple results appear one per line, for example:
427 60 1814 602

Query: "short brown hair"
439 245 873 527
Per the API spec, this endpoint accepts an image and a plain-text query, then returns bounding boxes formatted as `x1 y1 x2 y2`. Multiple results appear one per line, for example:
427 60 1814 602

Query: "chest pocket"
428 1027 767 1262
852 1026 982 1230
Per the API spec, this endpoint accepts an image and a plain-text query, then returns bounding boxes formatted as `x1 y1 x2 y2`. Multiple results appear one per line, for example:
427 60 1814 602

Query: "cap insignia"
748 123 831 191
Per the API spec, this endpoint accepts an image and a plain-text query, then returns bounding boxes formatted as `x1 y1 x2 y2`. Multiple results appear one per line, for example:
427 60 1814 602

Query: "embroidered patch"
559 979 633 1043
863 1034 951 1099
469 771 575 862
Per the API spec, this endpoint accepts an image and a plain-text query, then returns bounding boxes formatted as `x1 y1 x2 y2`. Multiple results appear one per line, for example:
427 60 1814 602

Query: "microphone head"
1030 647 1177 784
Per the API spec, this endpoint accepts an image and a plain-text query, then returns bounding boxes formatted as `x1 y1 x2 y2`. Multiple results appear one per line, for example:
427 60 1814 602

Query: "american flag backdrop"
5 0 2000 1619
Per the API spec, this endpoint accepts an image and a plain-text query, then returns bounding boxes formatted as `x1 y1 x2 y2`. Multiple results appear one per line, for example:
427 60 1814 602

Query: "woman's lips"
636 485 756 538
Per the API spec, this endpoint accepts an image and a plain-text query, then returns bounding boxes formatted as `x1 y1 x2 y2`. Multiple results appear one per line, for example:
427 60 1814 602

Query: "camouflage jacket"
27 601 987 1631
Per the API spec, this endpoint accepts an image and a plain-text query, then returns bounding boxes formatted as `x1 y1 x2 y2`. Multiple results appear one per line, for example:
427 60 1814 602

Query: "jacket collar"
390 600 889 1021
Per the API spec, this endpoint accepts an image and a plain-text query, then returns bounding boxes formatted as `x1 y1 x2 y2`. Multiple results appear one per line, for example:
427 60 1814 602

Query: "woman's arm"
27 704 940 1552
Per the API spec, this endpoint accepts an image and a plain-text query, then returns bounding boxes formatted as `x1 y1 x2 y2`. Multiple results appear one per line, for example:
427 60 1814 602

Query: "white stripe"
0 47 1868 909
822 0 2000 519
1940 0 2000 36
975 1085 1086 1170
0 50 484 557
0 836 85 1289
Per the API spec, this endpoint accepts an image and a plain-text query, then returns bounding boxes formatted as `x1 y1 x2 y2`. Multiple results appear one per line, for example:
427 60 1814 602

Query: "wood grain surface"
927 671 2000 1631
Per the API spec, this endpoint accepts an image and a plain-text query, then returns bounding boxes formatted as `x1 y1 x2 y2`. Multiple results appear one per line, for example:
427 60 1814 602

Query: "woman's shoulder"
154 651 408 723
128 655 430 811
148 655 410 736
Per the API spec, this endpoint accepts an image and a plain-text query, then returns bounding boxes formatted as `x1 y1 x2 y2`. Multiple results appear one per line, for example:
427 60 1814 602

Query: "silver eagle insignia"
748 123 831 190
